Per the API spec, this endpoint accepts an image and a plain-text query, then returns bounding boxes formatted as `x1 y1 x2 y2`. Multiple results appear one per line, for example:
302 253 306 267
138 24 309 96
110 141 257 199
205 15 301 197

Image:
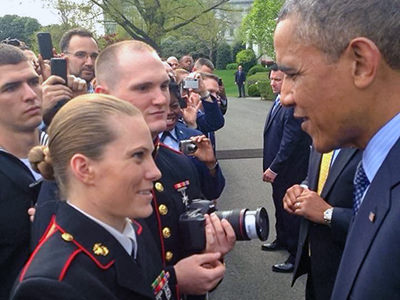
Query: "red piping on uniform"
19 216 57 282
159 142 183 155
131 219 143 235
58 248 82 281
54 222 115 270
152 189 166 266
38 214 57 245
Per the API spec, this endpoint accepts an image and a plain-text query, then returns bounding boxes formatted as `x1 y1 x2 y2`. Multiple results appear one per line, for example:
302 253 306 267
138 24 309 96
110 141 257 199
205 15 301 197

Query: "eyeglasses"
66 51 98 60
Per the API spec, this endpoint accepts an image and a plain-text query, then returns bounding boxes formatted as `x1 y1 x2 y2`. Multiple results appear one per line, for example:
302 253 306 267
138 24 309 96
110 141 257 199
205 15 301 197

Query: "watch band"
323 208 333 226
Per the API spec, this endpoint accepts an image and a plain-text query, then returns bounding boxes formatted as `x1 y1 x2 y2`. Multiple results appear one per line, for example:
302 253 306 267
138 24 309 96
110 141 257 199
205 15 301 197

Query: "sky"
0 0 60 26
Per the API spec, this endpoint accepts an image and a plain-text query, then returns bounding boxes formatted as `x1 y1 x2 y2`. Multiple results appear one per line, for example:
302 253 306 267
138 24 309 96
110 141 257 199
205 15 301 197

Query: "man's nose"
280 80 294 107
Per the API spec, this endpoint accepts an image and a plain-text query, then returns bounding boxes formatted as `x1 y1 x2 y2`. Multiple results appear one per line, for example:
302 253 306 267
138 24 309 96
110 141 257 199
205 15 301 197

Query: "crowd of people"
1 0 400 299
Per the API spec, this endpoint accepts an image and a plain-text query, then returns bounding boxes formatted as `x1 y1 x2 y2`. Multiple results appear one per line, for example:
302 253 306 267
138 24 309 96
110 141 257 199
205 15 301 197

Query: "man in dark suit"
0 44 43 300
262 65 311 272
284 148 361 299
234 65 246 97
275 0 400 298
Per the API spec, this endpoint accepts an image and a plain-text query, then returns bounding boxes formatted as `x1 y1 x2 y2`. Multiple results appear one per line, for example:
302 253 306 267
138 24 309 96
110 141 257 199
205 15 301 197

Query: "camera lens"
215 207 269 241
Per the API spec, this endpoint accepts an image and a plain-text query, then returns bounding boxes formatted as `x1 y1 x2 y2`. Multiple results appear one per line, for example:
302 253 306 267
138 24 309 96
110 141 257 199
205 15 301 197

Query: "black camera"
179 199 269 253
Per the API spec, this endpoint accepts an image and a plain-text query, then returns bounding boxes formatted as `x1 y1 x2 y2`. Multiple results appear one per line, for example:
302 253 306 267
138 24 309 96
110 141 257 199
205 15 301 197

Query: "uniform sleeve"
11 277 87 300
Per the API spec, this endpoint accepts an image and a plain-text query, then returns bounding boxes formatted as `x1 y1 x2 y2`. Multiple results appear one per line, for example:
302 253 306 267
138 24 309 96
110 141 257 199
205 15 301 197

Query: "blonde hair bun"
28 145 54 180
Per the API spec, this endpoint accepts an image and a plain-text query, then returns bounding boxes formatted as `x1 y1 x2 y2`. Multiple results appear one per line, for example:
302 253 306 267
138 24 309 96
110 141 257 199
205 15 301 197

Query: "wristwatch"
323 208 334 226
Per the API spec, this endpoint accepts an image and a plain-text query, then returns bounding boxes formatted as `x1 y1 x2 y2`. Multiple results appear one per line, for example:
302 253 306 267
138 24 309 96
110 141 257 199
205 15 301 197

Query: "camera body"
183 78 199 89
179 139 198 155
179 199 269 253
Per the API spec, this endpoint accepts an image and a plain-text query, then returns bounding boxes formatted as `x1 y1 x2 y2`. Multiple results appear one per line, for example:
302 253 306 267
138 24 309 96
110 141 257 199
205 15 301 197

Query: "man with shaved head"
95 40 235 299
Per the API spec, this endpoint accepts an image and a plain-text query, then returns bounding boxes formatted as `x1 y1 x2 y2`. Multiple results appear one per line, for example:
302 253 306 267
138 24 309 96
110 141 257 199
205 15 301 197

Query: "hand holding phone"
50 58 68 86
37 32 53 60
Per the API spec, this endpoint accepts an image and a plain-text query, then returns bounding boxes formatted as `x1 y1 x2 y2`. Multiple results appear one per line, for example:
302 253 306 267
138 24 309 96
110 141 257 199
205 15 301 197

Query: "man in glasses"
59 28 98 90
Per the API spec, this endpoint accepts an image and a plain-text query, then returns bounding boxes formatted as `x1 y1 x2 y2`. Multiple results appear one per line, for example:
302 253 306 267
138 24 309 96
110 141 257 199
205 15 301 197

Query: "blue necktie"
271 96 280 115
353 162 370 215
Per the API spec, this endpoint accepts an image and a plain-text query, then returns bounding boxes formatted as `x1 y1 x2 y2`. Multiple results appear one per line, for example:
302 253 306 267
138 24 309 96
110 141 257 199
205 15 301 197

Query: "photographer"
179 72 225 150
159 80 225 195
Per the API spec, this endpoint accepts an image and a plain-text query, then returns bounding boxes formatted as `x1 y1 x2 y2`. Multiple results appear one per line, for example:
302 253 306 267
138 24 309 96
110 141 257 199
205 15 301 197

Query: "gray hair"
278 0 400 69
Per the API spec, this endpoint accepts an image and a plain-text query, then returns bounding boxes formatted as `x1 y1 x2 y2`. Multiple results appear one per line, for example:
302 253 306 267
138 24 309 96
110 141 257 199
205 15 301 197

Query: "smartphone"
183 78 199 89
51 58 68 85
179 140 198 155
37 32 53 60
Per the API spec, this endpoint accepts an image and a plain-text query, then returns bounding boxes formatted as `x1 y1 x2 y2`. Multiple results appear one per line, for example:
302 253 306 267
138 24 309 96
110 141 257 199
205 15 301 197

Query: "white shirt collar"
67 202 138 258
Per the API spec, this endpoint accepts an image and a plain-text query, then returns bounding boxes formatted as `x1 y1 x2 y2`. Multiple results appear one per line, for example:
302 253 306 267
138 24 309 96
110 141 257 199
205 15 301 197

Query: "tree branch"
165 0 229 32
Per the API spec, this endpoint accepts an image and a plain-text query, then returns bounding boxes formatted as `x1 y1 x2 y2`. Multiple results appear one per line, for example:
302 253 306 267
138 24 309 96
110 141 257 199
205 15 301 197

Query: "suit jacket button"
162 227 171 238
165 251 173 262
159 204 168 215
61 232 74 242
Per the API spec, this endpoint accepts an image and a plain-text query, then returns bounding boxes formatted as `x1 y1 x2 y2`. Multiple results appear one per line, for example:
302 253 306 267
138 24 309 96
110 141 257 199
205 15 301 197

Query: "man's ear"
348 37 381 89
95 84 109 94
69 153 95 185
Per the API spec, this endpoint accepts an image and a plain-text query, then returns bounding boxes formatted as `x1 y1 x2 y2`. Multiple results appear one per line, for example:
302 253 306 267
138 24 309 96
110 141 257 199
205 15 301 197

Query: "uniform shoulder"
19 217 114 283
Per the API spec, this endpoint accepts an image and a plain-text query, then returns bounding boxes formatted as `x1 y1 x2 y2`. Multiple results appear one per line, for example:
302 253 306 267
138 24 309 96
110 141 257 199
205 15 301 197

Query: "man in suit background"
261 64 311 272
275 0 400 298
284 148 361 299
234 65 246 98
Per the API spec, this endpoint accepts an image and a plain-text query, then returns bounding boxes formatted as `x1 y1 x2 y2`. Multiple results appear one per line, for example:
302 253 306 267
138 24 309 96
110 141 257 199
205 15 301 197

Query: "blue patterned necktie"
353 162 370 215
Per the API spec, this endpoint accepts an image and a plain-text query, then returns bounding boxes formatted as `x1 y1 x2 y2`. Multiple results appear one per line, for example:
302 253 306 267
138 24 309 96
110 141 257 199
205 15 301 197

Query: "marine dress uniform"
145 142 205 266
11 202 176 300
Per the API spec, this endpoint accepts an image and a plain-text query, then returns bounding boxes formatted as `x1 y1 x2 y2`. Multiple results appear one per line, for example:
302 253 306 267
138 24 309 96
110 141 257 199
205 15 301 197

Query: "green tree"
236 48 256 73
240 0 283 58
216 42 232 69
0 15 41 46
87 0 230 52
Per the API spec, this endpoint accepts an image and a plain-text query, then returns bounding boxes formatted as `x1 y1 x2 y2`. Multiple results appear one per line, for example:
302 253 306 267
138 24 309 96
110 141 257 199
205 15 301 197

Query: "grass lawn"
215 69 239 97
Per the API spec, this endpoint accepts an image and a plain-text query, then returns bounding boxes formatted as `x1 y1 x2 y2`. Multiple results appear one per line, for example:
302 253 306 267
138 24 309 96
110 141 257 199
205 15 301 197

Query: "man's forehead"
68 35 98 50
0 62 37 83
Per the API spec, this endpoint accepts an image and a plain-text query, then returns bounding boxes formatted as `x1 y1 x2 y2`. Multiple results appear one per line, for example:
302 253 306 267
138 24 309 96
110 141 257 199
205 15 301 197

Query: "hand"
67 75 87 97
204 213 236 257
288 188 332 224
262 168 277 183
28 207 36 223
41 75 73 115
174 252 225 295
189 135 215 162
283 184 305 214
182 94 201 128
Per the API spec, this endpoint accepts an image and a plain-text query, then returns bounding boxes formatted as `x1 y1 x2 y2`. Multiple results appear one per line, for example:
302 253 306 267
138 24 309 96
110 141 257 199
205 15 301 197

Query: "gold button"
61 233 74 242
155 182 164 192
158 204 168 215
93 243 109 256
162 227 171 238
165 251 173 261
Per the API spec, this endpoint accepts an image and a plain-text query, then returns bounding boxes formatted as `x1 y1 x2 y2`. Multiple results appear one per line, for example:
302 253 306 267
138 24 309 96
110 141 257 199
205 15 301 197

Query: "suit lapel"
265 102 282 132
320 148 358 199
335 141 400 298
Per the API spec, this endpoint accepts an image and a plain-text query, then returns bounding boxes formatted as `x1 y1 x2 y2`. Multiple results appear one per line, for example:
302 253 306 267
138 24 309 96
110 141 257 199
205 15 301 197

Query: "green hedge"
236 49 257 73
248 64 268 76
246 72 274 100
226 63 238 70
248 84 260 97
